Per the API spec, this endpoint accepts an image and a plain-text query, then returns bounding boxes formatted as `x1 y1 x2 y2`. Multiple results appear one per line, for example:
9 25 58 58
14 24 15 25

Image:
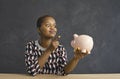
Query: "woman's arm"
38 39 59 69
25 41 41 76
64 48 88 74
64 56 79 74
38 48 52 69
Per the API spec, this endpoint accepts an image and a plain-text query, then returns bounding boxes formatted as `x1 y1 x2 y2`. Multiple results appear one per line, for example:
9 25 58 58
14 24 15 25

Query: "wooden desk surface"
0 73 120 79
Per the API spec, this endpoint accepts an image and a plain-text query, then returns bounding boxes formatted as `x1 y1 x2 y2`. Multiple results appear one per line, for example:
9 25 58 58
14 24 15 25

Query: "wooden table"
0 73 120 79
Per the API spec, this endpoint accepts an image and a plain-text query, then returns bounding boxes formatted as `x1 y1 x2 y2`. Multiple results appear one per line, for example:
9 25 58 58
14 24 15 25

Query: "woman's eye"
53 24 56 28
46 24 50 27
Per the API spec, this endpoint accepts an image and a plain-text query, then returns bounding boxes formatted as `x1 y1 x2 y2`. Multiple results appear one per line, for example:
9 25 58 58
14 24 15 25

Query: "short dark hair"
37 15 54 28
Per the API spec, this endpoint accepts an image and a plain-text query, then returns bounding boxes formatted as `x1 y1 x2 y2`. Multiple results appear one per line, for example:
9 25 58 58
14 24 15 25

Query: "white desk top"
0 73 120 79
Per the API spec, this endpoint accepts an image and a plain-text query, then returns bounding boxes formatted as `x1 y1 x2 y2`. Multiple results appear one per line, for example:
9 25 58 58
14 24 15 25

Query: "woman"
25 15 88 76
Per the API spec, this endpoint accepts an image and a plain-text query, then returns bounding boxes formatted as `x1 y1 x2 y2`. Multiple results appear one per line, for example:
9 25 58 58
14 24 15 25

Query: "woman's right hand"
47 36 60 52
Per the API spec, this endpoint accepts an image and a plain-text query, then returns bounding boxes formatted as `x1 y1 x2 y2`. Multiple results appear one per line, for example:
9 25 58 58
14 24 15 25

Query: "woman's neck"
39 36 52 48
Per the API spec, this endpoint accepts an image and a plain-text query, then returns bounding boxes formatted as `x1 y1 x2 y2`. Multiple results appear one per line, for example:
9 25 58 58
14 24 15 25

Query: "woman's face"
38 17 57 38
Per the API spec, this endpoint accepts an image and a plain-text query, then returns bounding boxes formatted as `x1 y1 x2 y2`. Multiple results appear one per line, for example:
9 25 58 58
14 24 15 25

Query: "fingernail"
81 49 86 53
88 51 91 54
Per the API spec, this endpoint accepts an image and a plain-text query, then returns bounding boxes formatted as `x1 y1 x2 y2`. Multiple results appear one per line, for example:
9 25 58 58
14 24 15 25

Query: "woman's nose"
50 25 55 29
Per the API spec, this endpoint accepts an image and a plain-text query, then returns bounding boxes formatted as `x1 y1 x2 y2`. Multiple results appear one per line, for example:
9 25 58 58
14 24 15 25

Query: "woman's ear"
37 28 40 33
37 28 41 34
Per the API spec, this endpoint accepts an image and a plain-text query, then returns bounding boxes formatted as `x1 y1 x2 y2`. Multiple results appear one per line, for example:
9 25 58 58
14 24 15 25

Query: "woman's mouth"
49 30 56 34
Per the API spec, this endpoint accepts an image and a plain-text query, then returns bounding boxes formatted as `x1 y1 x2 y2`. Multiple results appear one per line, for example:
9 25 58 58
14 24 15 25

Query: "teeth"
50 30 56 33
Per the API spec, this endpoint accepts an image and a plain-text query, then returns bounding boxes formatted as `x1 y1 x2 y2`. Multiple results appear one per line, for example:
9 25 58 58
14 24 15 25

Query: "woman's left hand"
74 47 89 59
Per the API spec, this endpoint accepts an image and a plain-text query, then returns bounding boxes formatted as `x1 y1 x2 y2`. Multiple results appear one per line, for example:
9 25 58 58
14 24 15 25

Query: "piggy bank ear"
71 40 75 48
73 34 78 39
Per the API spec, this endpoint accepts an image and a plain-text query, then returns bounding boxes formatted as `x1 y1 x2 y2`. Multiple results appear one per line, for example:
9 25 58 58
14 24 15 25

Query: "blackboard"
0 0 120 74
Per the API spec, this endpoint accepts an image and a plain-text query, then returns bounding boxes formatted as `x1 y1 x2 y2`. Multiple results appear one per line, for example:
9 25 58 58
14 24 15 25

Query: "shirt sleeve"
58 46 68 75
25 41 41 76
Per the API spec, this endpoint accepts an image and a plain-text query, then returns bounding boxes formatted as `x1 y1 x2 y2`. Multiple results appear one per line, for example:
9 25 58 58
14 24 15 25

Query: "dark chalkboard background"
0 0 120 74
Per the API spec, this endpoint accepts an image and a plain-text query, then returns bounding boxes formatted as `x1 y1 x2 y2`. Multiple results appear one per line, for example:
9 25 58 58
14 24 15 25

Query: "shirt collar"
35 40 47 51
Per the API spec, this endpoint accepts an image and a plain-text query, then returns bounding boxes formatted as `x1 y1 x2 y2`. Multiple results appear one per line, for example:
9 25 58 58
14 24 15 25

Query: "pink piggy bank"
71 34 94 54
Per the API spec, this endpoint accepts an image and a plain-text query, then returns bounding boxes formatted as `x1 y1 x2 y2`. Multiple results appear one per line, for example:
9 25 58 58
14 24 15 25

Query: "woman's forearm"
38 49 51 69
64 57 80 74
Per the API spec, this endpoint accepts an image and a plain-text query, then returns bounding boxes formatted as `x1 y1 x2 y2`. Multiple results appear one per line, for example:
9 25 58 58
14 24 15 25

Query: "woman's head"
37 15 57 38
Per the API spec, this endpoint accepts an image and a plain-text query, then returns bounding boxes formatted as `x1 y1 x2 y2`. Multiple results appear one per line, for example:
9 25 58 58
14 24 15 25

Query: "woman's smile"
49 30 56 34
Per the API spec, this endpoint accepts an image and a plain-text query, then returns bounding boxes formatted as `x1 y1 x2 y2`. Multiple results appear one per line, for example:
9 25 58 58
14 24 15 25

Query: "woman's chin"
47 35 55 39
50 34 56 37
50 35 56 38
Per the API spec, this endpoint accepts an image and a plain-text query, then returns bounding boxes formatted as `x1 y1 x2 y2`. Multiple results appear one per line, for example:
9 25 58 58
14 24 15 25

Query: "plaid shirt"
25 40 68 76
